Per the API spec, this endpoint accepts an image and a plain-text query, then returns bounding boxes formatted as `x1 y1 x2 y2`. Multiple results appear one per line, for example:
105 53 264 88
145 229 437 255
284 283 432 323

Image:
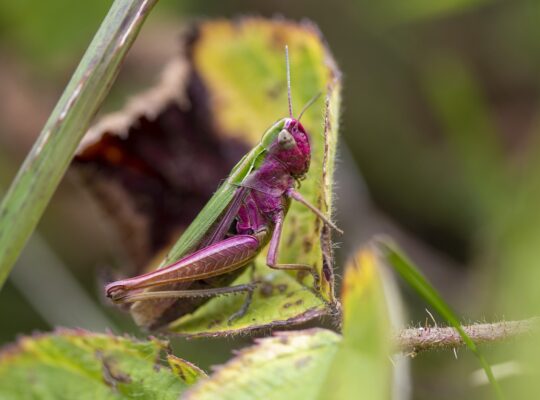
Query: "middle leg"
266 211 320 289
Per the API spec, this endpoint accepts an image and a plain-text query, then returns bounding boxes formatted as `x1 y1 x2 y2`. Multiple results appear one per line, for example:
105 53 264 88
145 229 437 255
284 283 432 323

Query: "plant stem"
379 239 506 399
396 317 539 355
0 0 159 291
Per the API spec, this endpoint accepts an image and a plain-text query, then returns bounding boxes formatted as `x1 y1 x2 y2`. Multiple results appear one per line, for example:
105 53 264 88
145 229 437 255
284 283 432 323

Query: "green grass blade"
0 0 158 290
376 238 505 400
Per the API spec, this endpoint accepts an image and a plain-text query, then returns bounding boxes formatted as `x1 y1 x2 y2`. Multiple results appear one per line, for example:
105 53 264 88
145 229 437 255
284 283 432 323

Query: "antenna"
285 45 293 118
298 92 322 122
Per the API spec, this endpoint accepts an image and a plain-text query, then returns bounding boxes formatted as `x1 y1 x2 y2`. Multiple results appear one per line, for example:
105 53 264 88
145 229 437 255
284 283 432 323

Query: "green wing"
160 118 286 266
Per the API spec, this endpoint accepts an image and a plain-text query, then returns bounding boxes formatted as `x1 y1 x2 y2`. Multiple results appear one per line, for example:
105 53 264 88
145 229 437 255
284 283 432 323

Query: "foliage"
1 0 539 398
0 244 392 400
0 329 194 399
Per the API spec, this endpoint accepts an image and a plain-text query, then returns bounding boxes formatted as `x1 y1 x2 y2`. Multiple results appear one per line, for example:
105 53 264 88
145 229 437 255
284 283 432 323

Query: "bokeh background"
1 1 540 398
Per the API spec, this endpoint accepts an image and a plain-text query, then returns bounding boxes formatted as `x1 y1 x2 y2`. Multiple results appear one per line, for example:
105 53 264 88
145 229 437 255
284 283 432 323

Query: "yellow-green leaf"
0 329 195 399
184 329 341 400
167 354 207 385
168 264 327 337
318 244 393 400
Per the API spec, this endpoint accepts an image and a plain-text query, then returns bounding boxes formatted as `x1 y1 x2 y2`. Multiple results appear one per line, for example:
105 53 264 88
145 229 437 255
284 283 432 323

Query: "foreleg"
286 188 343 234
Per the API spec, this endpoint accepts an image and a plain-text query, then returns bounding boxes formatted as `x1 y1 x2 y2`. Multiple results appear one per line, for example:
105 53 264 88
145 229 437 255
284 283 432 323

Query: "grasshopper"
105 47 341 323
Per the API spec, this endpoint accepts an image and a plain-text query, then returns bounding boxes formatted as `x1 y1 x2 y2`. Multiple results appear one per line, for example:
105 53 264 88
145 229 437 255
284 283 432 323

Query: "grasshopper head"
271 118 311 178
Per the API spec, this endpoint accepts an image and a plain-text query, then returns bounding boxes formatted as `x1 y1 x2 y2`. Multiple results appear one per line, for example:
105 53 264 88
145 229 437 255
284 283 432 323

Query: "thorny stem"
395 317 539 355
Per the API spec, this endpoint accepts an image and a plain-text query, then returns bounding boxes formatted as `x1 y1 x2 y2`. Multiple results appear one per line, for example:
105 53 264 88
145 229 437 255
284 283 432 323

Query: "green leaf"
0 329 198 399
183 329 341 400
377 237 505 400
0 0 158 291
130 18 342 336
167 264 327 337
318 244 393 400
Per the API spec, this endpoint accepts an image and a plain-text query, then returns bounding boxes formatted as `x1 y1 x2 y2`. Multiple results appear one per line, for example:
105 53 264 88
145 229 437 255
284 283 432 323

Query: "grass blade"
0 0 158 290
376 237 505 400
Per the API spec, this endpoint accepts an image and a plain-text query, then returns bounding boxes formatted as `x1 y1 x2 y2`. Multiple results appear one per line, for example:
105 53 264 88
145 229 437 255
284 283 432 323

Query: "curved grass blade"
376 237 505 400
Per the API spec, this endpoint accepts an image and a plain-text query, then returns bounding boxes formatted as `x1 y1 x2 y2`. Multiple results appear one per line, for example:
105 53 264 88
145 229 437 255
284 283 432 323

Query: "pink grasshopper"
105 47 342 322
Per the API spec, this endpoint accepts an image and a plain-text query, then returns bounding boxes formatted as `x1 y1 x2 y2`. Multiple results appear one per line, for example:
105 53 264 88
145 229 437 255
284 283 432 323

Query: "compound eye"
278 129 296 150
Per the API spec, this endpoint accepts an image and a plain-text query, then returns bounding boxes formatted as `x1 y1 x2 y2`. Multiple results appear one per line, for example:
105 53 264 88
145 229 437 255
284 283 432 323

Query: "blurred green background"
1 0 539 398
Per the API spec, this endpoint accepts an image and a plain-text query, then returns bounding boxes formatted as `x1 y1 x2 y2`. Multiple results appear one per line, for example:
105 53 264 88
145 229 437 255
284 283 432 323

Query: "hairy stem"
396 317 539 355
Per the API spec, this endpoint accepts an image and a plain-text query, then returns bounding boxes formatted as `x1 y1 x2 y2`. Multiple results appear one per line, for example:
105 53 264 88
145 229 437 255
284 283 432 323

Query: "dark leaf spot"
207 319 223 329
276 284 288 294
97 351 132 390
259 282 274 297
303 237 313 253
